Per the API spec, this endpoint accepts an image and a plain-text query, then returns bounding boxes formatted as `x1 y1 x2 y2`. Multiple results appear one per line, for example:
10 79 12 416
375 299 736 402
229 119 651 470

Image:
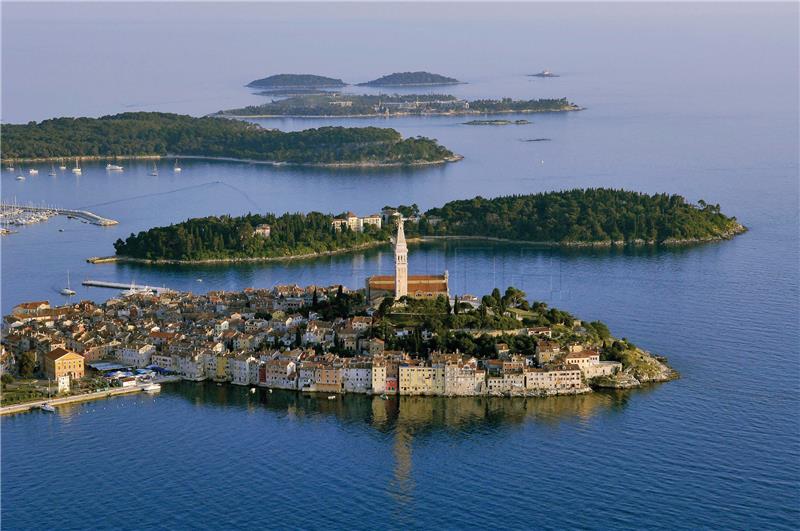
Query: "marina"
0 201 118 227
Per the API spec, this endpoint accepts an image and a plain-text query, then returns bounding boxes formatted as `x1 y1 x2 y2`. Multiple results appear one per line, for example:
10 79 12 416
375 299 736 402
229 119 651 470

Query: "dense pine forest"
113 189 744 261
417 189 744 243
114 212 392 261
1 112 455 165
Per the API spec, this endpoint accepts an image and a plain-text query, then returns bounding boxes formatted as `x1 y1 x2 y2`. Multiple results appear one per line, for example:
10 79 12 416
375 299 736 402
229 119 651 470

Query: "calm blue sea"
2 3 798 529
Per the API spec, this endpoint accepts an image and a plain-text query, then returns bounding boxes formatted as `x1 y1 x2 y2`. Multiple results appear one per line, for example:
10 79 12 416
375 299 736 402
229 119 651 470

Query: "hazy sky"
2 2 797 122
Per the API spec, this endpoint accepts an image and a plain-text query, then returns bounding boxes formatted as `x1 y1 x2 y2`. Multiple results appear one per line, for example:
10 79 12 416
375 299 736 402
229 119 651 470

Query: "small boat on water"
72 158 82 175
28 168 39 175
250 388 256 394
40 403 55 412
6 166 14 172
106 163 124 171
196 278 203 282
60 271 77 296
150 162 159 176
59 159 67 170
327 395 337 400
380 393 389 400
142 383 161 393
173 159 182 172
48 164 57 176
16 175 25 181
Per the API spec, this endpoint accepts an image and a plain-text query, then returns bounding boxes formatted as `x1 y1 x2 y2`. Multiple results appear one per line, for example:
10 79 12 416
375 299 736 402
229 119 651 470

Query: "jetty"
82 280 174 295
0 202 118 226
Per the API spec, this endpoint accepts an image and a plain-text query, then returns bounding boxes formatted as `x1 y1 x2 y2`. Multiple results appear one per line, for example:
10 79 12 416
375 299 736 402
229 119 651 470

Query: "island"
107 189 746 264
1 281 677 412
529 69 560 78
217 94 580 118
463 119 530 126
0 112 458 167
357 71 462 87
246 73 347 90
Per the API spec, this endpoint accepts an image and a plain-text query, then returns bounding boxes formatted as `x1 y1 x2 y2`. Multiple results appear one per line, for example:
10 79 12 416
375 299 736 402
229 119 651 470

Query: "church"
366 218 449 302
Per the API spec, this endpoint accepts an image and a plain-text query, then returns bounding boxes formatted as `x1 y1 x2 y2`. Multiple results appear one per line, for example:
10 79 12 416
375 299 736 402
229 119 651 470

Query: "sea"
1 3 798 529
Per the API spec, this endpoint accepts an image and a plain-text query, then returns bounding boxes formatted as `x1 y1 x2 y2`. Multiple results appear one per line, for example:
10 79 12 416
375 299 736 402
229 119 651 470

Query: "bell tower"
394 217 408 298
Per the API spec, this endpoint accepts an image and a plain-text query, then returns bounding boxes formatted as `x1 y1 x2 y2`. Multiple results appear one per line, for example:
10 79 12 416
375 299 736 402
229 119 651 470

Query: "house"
118 344 156 368
253 224 271 238
44 347 84 381
342 360 372 393
229 353 259 385
12 301 50 316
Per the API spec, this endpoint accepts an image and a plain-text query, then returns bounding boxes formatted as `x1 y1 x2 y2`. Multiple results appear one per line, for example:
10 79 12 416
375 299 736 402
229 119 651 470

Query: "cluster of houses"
2 285 622 398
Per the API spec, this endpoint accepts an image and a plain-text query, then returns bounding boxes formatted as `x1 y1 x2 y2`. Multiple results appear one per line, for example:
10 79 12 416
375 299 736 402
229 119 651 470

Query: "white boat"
250 388 256 394
16 175 25 181
149 162 159 176
72 158 82 175
142 383 161 393
6 166 14 172
48 164 57 176
40 403 56 412
106 163 124 171
58 159 67 170
28 168 39 175
173 159 182 172
60 271 77 296
327 395 337 400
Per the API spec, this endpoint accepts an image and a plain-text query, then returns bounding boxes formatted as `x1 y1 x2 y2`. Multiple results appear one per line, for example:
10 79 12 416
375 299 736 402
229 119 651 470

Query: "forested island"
357 71 462 86
246 74 347 89
109 189 745 263
1 112 457 167
217 94 580 118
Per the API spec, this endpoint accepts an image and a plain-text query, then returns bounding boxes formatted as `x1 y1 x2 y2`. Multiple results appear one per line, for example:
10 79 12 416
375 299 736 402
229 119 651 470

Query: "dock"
82 280 174 295
0 203 118 226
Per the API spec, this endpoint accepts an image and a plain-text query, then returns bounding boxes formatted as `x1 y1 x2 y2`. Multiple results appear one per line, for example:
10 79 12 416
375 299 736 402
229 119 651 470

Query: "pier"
82 280 174 295
0 203 118 226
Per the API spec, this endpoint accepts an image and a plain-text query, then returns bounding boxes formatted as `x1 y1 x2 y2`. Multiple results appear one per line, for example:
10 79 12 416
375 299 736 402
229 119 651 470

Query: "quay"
0 203 118 226
82 280 174 295
0 376 181 416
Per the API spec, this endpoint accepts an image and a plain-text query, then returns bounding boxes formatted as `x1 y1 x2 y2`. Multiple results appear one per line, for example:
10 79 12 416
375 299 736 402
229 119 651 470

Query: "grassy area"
1 377 111 406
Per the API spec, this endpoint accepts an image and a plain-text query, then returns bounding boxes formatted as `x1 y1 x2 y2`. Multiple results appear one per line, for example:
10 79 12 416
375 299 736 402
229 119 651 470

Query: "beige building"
44 347 84 381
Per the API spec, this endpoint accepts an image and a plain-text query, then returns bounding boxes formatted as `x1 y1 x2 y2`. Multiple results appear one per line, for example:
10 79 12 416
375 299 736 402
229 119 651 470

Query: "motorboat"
16 175 25 181
40 403 56 412
327 395 336 400
106 163 124 171
250 388 256 394
142 383 161 393
29 168 39 175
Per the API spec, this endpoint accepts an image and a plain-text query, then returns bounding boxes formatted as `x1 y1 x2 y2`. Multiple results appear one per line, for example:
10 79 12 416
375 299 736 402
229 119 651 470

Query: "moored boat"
40 403 56 412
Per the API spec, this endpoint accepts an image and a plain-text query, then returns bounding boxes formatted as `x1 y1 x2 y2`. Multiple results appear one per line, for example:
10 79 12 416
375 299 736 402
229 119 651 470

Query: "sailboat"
71 158 82 175
173 159 182 173
60 271 76 296
28 168 39 175
48 164 57 176
58 159 67 170
150 162 159 176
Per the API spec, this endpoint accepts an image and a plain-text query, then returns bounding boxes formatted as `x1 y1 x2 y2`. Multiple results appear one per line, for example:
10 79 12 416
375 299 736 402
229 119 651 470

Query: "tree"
18 351 36 378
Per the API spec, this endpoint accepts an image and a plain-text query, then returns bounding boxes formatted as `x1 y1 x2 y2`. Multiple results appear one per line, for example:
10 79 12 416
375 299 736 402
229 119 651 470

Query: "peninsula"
1 281 676 411
357 71 462 87
109 189 746 263
1 112 458 167
246 73 347 90
217 94 580 118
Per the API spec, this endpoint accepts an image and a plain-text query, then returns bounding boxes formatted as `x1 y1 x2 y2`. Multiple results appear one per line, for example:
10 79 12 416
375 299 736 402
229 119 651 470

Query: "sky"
1 2 797 122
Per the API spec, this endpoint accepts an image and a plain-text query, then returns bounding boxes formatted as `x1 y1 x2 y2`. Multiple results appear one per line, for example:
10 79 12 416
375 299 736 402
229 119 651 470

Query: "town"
1 218 674 410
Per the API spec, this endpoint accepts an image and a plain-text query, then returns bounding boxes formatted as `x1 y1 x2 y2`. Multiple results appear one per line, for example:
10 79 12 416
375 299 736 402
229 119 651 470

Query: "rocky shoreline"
2 153 463 168
92 227 747 266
